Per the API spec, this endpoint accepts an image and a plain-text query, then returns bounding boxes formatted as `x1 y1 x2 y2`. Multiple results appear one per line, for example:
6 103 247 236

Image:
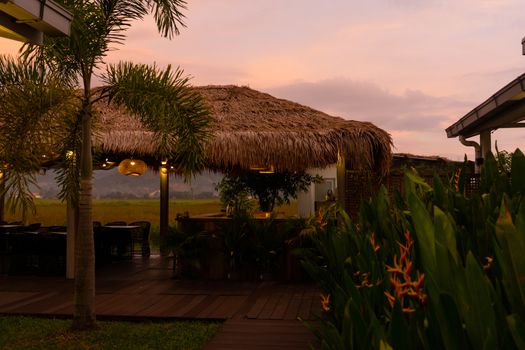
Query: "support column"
480 130 492 158
0 172 4 223
66 199 78 279
160 164 169 256
336 151 346 212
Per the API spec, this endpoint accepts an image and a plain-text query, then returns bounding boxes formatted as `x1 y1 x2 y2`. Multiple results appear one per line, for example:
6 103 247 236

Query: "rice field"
3 199 297 226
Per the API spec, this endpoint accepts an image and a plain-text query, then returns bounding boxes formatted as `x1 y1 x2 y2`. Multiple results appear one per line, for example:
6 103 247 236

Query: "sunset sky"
2 0 524 161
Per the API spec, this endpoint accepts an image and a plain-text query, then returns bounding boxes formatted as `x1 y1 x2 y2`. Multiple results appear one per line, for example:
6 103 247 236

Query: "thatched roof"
93 85 392 173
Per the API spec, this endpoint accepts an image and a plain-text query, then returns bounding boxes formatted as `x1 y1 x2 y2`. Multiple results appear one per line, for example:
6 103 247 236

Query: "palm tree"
1 0 211 329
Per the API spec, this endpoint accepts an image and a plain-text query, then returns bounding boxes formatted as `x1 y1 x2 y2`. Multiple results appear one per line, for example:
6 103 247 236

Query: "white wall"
297 165 337 218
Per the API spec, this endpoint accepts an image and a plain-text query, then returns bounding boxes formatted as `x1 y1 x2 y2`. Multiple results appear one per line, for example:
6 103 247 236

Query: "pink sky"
2 0 524 161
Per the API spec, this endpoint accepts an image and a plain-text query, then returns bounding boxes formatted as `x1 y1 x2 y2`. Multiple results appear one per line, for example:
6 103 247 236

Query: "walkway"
0 257 320 349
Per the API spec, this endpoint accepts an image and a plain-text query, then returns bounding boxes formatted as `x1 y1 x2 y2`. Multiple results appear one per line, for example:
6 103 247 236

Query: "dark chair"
0 221 7 225
38 233 66 275
22 223 41 232
129 221 151 257
8 233 39 275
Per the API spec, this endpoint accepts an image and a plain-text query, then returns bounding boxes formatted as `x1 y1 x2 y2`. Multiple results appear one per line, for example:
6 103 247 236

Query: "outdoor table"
0 225 22 234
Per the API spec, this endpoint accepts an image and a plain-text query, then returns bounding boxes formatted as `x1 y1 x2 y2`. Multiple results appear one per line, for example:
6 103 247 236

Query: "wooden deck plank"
257 287 287 319
283 286 304 320
245 294 270 319
1 256 321 349
270 285 293 320
0 292 57 313
137 294 189 317
0 291 39 308
99 293 160 316
207 295 247 319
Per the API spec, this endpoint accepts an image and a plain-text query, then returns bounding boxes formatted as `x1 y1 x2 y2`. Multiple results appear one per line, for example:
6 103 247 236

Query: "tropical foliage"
217 170 322 212
301 150 525 349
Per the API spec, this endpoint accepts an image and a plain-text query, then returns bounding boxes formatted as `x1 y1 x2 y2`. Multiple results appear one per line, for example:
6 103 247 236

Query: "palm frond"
2 171 37 221
149 0 187 39
0 55 78 216
101 61 213 175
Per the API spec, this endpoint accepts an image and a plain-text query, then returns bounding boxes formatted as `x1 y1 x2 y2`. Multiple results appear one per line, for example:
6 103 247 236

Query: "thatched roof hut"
93 85 392 173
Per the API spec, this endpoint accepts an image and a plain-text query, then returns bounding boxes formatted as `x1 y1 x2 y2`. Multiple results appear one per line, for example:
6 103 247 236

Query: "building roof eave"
446 72 525 138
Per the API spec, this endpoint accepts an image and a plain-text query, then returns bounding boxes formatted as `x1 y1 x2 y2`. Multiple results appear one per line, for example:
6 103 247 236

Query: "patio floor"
0 256 320 349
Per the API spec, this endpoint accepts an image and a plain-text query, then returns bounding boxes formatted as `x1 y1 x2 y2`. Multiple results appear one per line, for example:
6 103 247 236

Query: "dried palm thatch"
93 85 392 173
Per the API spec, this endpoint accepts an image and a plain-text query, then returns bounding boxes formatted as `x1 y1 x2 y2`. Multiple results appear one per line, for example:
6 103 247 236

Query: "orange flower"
385 231 427 313
316 208 327 230
369 233 380 253
320 293 331 312
452 168 461 192
483 256 493 271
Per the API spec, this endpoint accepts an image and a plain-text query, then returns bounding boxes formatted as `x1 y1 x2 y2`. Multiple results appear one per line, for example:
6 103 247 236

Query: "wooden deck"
0 256 320 349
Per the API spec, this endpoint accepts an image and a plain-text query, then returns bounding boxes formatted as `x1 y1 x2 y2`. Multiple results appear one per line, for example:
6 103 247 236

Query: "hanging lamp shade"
118 159 147 176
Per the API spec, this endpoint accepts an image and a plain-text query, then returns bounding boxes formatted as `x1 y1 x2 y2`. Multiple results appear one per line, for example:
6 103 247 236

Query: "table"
0 225 22 233
0 230 67 275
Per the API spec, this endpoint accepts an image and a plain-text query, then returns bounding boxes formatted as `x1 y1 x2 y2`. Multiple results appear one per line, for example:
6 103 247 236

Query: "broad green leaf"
464 252 497 350
506 314 525 350
434 207 459 264
380 339 394 350
389 301 410 350
437 292 467 350
511 149 525 194
495 197 525 318
408 192 436 273
405 170 432 191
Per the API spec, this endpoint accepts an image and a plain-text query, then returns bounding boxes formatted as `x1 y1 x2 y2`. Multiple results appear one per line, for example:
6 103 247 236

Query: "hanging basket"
118 159 147 176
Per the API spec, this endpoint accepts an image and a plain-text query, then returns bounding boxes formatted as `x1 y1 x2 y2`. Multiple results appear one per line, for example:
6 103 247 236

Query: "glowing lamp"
100 158 116 170
250 165 275 174
258 165 275 174
118 159 147 176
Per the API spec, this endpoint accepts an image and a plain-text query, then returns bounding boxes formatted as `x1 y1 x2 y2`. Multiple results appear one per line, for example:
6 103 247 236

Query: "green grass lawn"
0 316 220 350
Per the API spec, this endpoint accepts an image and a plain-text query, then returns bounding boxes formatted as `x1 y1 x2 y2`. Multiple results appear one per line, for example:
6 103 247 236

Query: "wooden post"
480 130 492 158
66 199 78 279
0 172 4 223
160 165 169 256
336 151 346 212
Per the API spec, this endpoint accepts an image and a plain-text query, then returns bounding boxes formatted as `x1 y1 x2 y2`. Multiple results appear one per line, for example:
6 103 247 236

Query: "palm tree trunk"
72 100 96 329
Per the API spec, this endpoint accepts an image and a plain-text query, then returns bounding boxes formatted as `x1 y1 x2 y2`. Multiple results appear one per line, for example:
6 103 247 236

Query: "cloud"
264 78 485 159
266 78 472 132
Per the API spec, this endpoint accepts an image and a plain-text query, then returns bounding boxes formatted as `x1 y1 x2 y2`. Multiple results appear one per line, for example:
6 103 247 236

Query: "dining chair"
129 221 151 257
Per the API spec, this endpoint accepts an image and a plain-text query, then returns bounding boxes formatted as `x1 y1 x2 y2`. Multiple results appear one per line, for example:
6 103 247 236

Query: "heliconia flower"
384 231 427 313
320 293 331 312
483 256 493 271
452 168 461 192
369 233 380 253
316 208 327 230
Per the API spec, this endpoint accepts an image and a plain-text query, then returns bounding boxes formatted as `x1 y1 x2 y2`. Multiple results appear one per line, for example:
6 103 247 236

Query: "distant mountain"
30 169 223 199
